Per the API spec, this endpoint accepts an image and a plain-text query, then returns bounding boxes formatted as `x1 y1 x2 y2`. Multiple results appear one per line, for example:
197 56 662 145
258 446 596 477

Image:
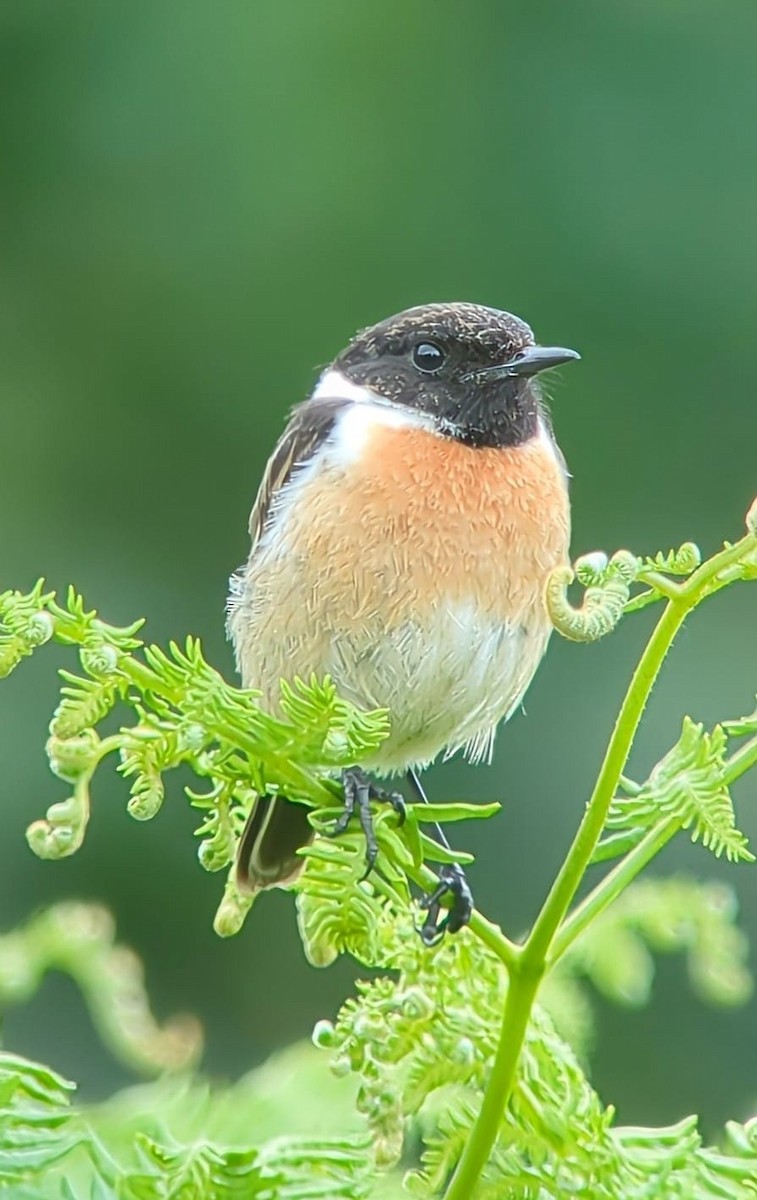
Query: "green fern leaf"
641 542 702 576
121 1134 269 1199
0 1053 83 1185
296 809 411 969
604 717 753 862
50 672 122 739
0 582 56 677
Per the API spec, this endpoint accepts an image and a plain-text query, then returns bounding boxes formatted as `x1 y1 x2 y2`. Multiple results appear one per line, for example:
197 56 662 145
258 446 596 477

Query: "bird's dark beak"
470 345 580 381
507 345 580 377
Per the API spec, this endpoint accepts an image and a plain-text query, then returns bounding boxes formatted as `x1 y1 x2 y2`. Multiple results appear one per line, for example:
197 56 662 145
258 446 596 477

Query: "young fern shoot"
0 497 756 1198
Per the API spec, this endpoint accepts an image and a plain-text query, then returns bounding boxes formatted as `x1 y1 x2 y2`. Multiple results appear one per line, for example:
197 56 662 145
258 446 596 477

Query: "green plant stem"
468 912 522 970
526 598 687 965
443 600 686 1199
678 530 756 598
442 962 541 1200
442 528 757 1200
551 816 680 960
636 570 683 600
444 592 715 1195
722 734 757 787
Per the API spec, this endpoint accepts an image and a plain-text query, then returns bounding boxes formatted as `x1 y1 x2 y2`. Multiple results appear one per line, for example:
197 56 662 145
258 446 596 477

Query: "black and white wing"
226 393 350 622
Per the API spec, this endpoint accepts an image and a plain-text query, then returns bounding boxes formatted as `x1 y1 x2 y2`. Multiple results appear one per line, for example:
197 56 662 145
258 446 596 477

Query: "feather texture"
228 392 570 775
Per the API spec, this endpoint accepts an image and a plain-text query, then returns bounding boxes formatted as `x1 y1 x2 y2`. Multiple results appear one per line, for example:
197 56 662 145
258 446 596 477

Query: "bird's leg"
406 766 453 850
418 863 474 945
329 766 406 878
407 767 474 945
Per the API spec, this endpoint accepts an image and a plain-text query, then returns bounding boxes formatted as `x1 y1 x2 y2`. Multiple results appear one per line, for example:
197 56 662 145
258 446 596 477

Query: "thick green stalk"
551 816 680 960
443 552 757 1194
526 530 756 967
442 527 757 1200
443 597 687 1198
721 734 757 787
525 598 687 964
442 959 541 1200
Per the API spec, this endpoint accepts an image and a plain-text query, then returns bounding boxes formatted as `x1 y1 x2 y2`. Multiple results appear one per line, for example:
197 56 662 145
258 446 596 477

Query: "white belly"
319 601 550 773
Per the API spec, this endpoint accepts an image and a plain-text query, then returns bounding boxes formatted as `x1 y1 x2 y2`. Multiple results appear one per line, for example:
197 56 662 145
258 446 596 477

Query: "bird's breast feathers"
228 393 570 769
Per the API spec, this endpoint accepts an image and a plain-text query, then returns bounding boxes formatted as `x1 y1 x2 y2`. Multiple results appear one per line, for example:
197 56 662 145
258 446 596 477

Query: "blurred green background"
1 0 755 1136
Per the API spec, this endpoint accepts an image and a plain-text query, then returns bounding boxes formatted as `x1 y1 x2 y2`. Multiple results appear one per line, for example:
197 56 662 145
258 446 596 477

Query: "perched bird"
227 302 578 940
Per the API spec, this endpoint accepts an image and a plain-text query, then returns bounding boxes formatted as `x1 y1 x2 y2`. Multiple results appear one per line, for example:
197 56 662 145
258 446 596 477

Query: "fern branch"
443 505 757 1200
2 504 757 1199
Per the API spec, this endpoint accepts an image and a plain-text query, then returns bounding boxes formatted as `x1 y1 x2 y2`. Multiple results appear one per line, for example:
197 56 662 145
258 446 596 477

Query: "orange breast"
287 424 571 629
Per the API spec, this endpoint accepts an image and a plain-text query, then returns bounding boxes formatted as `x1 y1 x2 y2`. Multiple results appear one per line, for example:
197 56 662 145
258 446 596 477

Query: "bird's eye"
412 341 445 373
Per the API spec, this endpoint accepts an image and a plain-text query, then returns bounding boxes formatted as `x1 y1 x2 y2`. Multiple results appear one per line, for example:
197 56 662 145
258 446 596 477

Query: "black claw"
356 788 378 880
419 863 474 945
374 787 406 826
327 767 404 878
330 768 360 838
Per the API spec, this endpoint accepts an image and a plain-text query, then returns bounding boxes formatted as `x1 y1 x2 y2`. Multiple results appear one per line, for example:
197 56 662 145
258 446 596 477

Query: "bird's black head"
332 302 579 449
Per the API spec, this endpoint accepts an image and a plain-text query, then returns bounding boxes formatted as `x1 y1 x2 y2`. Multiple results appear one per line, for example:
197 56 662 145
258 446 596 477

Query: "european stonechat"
227 302 578 940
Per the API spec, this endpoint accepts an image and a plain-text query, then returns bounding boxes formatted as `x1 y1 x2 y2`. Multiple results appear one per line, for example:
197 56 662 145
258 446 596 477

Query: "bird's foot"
329 766 406 878
418 863 474 946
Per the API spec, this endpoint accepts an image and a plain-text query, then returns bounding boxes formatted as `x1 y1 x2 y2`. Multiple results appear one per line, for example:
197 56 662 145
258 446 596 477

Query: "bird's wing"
227 394 349 626
246 393 350 553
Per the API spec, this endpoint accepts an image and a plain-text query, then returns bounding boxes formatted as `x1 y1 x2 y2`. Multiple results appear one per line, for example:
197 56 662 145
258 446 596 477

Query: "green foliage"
0 1046 378 1199
0 584 390 932
0 903 202 1074
0 1053 83 1188
119 1137 269 1200
2 882 756 1198
595 716 754 866
313 876 757 1199
544 875 752 1055
545 549 638 642
296 801 489 968
297 812 412 969
1 501 757 1198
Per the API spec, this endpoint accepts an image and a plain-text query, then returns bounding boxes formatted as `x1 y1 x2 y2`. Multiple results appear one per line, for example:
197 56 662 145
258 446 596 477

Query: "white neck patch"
311 369 442 464
536 415 566 472
312 368 380 407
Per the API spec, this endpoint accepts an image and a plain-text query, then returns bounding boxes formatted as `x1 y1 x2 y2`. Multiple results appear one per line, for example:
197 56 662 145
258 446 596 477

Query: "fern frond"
641 542 702 576
279 675 390 765
51 671 123 739
548 550 638 642
317 928 503 1172
117 716 186 819
296 809 412 969
188 780 244 872
0 904 202 1075
604 717 753 862
0 1053 83 1186
556 876 752 1011
257 1134 375 1199
0 584 402 933
402 998 616 1197
0 1033 380 1198
122 1134 269 1199
0 581 55 676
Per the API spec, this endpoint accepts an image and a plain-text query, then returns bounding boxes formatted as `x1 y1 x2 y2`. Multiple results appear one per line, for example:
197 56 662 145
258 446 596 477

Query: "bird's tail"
235 794 314 893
